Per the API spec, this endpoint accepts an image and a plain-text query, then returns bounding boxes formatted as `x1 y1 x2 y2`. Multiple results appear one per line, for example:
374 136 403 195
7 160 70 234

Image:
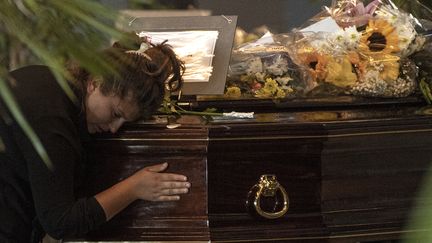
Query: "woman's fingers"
159 181 190 189
148 187 188 202
143 163 188 182
152 181 190 201
159 173 188 182
155 195 181 201
132 163 191 201
145 162 168 172
160 188 189 196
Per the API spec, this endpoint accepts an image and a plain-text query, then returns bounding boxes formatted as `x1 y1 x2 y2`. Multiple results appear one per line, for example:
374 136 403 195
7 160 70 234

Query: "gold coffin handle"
249 174 289 219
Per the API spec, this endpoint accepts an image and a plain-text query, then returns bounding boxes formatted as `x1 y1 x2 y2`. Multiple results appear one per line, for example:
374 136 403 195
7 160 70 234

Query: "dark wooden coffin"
67 97 432 242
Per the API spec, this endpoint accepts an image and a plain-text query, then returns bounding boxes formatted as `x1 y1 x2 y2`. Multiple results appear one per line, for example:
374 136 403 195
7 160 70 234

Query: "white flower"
246 57 263 75
275 76 293 86
264 55 288 76
343 26 361 50
255 72 266 82
332 30 346 45
328 26 360 52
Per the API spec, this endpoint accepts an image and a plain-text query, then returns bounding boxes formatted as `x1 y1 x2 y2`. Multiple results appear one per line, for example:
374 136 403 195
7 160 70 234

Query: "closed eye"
112 111 122 119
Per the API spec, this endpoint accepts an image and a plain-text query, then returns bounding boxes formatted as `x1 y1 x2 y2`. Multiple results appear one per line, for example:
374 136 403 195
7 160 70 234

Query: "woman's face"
85 82 140 134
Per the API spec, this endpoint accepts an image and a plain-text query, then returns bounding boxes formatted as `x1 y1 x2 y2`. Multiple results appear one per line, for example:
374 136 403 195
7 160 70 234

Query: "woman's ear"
87 80 97 94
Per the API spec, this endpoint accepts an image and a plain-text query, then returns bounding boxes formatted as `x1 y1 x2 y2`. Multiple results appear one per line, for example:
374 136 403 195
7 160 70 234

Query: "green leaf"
0 0 131 170
420 78 432 105
403 162 432 242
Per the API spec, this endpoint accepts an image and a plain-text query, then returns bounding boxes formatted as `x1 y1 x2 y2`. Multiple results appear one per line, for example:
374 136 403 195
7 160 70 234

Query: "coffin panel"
320 120 432 237
69 125 210 242
207 123 327 241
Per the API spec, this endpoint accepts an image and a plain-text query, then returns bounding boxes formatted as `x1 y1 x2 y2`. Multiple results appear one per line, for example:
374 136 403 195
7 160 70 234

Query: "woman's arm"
95 162 190 220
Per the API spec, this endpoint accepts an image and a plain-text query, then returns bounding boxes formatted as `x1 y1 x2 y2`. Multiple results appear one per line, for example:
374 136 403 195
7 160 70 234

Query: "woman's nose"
109 119 125 133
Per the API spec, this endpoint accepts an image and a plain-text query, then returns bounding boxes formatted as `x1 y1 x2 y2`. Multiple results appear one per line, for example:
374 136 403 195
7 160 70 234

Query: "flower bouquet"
288 0 432 98
225 0 432 101
225 32 306 99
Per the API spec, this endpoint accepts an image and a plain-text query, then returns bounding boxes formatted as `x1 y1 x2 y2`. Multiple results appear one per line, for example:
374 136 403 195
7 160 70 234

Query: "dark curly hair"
68 34 185 119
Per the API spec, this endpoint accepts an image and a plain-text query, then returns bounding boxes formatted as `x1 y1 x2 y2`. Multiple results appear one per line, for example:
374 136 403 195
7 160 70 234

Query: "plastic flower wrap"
288 0 432 98
225 32 305 99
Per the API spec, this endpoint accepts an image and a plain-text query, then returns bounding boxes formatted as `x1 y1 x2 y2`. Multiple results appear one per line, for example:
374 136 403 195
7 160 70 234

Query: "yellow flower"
275 88 286 99
325 56 358 87
359 19 400 54
347 51 368 78
254 88 272 98
298 49 329 81
254 78 286 99
225 86 242 98
369 54 400 82
264 78 278 93
381 62 400 83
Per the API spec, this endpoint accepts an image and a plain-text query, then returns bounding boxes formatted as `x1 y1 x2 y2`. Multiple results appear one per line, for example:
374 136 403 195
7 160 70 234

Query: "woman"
0 37 190 242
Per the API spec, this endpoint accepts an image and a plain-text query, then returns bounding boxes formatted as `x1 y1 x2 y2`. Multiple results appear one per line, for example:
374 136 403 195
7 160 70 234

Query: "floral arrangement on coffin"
288 0 431 98
224 32 306 99
225 0 432 100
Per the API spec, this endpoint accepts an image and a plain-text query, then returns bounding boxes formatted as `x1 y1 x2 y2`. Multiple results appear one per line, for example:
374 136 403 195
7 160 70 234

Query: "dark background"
189 0 332 33
100 0 333 33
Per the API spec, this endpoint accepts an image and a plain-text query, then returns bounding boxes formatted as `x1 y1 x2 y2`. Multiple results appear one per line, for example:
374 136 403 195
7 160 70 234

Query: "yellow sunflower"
298 50 329 82
359 19 400 54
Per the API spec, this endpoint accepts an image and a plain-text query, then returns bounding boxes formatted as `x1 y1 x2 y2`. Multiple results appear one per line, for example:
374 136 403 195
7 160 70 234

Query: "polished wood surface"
69 98 432 242
72 125 210 242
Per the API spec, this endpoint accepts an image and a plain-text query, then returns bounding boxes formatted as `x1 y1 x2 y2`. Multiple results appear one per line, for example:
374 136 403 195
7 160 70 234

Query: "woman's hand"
130 162 190 201
95 162 190 220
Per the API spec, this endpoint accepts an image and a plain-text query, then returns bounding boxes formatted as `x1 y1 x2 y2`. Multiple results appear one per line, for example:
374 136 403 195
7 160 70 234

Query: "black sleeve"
17 115 106 239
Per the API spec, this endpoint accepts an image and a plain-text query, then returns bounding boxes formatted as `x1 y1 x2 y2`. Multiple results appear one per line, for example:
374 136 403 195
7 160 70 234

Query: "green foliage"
0 0 132 168
403 166 432 242
159 92 223 117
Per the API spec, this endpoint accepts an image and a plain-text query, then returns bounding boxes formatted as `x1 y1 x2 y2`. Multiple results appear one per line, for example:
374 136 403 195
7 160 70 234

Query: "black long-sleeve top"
0 65 106 243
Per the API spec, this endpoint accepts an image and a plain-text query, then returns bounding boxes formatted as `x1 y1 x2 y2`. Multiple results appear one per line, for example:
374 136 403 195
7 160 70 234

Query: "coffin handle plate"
247 174 289 219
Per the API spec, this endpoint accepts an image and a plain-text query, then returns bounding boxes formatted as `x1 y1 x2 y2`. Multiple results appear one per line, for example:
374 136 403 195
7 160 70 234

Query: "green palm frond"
0 0 132 168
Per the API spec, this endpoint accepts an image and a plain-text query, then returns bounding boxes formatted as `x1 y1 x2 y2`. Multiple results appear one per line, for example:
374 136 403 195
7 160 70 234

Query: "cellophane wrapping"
225 0 432 99
225 32 305 99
